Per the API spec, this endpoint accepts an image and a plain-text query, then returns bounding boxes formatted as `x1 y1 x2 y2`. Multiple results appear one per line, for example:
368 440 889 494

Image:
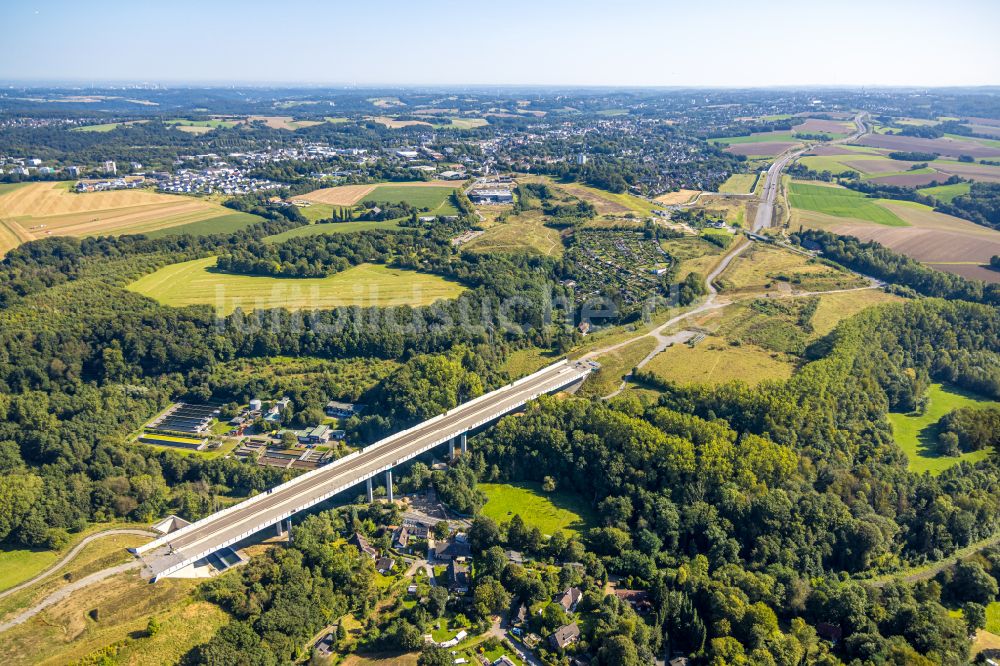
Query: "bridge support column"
448 437 455 460
460 432 467 455
275 522 283 536
385 469 393 502
366 477 373 503
286 518 293 542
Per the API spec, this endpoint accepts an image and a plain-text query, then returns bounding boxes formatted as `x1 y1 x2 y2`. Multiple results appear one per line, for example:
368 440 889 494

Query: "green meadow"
917 182 972 203
127 256 466 315
143 211 265 238
479 481 596 536
788 182 909 227
887 383 999 475
364 184 459 215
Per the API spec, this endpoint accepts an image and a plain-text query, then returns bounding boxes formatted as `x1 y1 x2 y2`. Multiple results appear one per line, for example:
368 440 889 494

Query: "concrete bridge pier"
366 477 373 503
286 518 293 541
385 469 393 502
275 522 283 536
448 437 455 460
460 432 467 455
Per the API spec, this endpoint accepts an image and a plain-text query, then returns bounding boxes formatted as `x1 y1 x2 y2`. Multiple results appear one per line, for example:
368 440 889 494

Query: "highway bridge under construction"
133 359 595 580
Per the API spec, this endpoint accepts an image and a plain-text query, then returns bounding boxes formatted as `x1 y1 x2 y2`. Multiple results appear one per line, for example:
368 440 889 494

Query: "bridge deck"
137 359 593 579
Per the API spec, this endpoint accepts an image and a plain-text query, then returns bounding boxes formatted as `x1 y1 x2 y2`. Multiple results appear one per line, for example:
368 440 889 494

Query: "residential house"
315 633 336 657
493 657 517 666
505 550 525 565
556 587 583 613
393 525 411 550
429 536 472 562
512 603 528 626
351 532 378 560
447 559 470 594
375 556 394 574
549 622 581 650
613 589 653 614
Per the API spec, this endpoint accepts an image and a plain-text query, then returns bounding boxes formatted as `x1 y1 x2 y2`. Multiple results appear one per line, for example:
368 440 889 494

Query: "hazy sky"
2 0 998 87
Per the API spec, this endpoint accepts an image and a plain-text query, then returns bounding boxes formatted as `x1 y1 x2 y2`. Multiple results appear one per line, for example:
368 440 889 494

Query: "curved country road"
0 528 156 602
0 560 146 634
585 238 753 398
0 528 156 636
589 112 872 398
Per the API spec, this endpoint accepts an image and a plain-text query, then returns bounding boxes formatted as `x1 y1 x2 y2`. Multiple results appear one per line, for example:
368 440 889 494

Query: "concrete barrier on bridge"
134 360 585 570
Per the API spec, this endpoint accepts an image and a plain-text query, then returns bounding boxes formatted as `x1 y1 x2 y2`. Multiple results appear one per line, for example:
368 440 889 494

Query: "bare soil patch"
807 144 861 156
967 124 1000 138
793 118 853 134
371 116 432 128
932 161 1000 183
841 158 919 174
795 205 1000 265
248 115 321 130
725 142 799 156
870 172 952 187
925 263 1000 283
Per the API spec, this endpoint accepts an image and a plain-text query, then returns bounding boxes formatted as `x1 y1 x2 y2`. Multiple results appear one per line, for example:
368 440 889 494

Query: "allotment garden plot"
565 229 672 314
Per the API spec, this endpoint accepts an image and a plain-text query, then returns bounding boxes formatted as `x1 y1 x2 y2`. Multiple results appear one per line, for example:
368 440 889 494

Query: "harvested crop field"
371 116 431 128
808 144 880 157
869 171 953 187
0 182 245 255
857 134 1000 159
654 189 701 204
127 257 467 315
298 181 458 206
929 161 1000 184
725 141 799 157
924 263 1000 283
792 118 854 134
248 115 322 130
842 158 923 174
792 200 1000 280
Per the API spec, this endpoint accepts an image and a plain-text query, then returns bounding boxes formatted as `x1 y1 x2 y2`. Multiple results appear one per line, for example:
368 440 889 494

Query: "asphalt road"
142 360 592 577
751 112 868 232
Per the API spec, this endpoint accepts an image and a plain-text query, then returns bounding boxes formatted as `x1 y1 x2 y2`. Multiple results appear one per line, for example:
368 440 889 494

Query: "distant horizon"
3 0 998 88
3 81 1000 91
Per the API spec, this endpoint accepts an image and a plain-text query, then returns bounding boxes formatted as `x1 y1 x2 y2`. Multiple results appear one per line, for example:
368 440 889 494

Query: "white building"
103 160 117 175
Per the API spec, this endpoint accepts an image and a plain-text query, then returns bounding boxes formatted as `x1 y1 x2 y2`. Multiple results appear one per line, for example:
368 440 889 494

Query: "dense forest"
4 86 1000 665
